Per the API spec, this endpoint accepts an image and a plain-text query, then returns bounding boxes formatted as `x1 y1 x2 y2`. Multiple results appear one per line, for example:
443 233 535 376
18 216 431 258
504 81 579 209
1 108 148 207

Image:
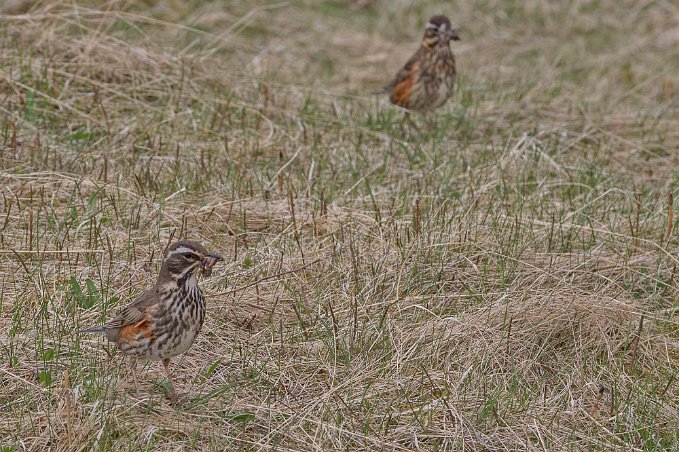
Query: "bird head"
161 240 224 282
422 15 460 48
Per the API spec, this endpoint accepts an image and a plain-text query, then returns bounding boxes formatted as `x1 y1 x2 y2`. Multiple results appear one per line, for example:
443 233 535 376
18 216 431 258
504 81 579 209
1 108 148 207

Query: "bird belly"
151 286 205 360
432 77 453 109
116 287 205 361
155 322 201 359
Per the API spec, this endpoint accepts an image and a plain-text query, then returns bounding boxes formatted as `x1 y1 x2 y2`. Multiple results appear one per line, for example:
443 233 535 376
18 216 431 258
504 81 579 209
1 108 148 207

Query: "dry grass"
1 0 678 450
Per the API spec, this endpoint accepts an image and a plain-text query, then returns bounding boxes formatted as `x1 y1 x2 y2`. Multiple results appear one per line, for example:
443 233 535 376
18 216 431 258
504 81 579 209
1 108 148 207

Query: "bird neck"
433 43 453 58
421 39 438 50
177 271 198 291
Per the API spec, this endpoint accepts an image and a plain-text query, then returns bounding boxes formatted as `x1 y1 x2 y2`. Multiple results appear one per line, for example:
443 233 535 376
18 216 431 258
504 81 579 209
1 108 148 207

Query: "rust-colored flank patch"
390 65 418 109
119 319 155 341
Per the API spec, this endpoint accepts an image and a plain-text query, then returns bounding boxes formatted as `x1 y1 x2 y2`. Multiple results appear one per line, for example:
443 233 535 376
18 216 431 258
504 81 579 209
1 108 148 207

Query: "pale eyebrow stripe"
166 246 196 257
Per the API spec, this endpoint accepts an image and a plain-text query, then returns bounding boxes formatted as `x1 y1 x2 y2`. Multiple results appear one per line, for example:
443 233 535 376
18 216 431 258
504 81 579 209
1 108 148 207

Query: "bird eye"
183 252 194 259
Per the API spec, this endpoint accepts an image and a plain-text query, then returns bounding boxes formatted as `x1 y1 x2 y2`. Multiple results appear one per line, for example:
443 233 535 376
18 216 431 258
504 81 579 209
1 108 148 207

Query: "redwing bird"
377 15 460 113
81 240 223 403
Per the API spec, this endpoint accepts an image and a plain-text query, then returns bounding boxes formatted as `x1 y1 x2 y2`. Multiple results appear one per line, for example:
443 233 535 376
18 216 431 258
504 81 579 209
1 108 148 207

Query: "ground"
0 0 678 450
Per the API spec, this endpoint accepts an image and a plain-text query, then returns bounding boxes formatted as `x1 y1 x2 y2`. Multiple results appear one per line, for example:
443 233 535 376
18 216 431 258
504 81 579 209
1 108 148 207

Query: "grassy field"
0 0 677 450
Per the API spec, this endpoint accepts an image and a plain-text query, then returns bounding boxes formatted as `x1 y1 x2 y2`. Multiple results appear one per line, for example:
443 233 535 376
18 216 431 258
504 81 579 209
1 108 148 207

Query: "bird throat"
164 273 205 329
175 265 198 287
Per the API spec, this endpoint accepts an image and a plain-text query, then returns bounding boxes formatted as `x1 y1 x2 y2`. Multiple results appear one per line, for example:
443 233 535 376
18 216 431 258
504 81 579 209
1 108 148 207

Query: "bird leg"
424 112 438 130
128 357 140 397
405 111 416 128
162 358 179 404
400 111 421 138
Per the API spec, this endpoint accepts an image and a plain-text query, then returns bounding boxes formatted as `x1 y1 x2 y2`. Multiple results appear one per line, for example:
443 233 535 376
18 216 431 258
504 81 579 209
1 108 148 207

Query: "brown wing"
103 287 161 341
383 49 422 108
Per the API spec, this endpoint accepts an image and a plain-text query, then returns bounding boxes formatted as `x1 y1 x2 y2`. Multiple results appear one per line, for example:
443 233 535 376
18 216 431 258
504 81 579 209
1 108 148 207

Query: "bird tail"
80 325 105 334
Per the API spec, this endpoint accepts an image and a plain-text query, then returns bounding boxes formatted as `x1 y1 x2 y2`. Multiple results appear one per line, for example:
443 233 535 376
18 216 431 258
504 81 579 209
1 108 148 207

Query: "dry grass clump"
1 0 677 450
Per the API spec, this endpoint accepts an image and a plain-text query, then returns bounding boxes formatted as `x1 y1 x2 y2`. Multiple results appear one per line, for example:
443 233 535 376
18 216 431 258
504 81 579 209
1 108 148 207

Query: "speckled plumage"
380 15 459 113
113 275 205 360
81 240 223 402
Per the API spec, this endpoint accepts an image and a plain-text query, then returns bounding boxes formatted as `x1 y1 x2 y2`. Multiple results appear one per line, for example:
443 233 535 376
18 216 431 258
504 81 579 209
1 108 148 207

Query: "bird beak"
207 252 224 261
201 252 224 276
448 29 460 41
